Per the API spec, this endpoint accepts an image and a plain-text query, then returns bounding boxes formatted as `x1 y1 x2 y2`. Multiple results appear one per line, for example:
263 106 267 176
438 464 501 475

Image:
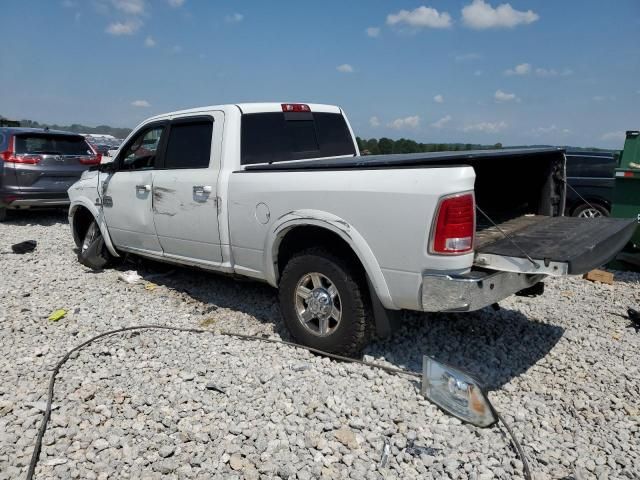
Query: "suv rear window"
566 155 616 178
241 112 355 165
15 134 92 156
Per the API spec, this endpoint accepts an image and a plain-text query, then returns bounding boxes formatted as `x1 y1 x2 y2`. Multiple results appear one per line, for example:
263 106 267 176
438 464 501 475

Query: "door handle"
136 184 151 192
193 185 212 195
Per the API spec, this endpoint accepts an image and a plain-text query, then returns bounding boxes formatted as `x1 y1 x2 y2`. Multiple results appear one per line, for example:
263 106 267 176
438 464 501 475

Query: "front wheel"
77 220 115 270
278 247 369 357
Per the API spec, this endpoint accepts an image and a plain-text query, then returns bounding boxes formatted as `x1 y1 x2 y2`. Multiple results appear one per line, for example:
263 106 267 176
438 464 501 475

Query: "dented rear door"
151 113 223 264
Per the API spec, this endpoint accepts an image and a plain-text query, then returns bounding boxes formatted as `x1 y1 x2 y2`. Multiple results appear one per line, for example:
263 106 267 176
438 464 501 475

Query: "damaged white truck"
68 103 635 356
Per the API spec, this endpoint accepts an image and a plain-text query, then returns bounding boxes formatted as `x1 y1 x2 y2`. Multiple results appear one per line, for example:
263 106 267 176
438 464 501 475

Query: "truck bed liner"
475 216 636 275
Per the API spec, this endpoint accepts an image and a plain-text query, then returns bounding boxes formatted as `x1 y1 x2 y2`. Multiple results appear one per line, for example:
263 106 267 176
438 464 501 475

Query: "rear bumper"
0 188 70 208
421 270 545 312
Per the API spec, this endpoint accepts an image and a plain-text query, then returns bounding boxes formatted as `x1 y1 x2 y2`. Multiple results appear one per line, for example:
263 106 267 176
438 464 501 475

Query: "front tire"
77 220 115 270
278 247 369 357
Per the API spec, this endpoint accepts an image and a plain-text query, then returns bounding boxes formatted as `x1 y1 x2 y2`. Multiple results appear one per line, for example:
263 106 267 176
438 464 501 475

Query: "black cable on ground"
25 325 532 480
496 412 533 480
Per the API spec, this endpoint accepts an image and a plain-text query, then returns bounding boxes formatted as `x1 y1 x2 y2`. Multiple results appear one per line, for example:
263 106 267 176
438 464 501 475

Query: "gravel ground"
1 210 639 480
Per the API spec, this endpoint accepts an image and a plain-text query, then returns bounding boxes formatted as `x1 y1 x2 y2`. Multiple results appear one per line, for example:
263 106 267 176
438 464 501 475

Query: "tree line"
356 137 502 155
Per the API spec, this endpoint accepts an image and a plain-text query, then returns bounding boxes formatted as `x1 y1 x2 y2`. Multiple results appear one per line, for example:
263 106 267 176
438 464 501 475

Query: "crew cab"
67 103 635 355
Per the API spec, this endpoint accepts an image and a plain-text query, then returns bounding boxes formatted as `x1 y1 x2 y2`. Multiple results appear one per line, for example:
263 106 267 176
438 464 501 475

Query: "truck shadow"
129 257 564 391
365 308 565 390
2 209 68 226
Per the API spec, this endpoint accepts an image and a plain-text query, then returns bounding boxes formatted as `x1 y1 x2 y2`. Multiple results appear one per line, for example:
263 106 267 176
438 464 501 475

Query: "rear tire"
278 247 369 357
572 202 609 218
77 220 115 270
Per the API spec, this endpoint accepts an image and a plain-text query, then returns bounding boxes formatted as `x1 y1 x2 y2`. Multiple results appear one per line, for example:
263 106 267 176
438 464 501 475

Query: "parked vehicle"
0 127 100 221
565 151 616 217
67 103 635 355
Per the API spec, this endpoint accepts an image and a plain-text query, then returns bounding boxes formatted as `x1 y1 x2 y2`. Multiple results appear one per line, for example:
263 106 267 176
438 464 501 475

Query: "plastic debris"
627 307 640 333
205 383 227 394
48 309 67 322
117 270 142 284
11 240 37 254
378 437 391 469
144 282 157 291
405 440 440 457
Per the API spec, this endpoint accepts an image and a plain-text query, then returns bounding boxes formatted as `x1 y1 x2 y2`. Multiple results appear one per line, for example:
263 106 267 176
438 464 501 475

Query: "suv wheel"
573 202 609 218
78 220 115 270
278 247 369 357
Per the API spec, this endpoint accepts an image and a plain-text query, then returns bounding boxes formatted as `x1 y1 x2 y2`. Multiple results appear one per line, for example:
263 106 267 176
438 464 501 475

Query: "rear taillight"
430 193 475 255
79 153 101 165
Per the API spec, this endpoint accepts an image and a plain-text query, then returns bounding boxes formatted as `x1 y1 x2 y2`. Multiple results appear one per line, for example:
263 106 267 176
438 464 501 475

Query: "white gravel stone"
1 211 639 479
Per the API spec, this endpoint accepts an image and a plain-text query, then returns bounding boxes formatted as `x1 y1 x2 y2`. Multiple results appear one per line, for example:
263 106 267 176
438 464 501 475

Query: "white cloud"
105 19 142 35
504 63 531 76
455 52 482 62
225 13 243 23
112 0 145 15
530 125 571 136
462 0 539 29
463 121 508 133
131 100 151 107
387 6 452 29
495 89 518 102
535 67 573 77
369 116 381 127
144 36 156 47
167 0 185 7
388 116 421 129
431 115 452 128
433 94 444 104
366 27 380 37
601 131 625 141
336 64 354 73
169 45 182 54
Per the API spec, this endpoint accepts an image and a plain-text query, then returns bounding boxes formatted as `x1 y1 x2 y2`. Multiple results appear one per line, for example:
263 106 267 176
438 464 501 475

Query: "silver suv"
0 127 99 221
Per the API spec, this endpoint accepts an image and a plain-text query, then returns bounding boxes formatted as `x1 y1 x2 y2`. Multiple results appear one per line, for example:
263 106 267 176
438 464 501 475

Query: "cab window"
119 126 165 171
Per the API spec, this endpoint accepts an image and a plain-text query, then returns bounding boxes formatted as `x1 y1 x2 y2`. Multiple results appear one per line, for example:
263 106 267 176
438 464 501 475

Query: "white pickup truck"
68 103 635 355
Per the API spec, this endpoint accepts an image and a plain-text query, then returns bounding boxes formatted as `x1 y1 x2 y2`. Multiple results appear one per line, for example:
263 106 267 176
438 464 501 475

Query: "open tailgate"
474 216 636 275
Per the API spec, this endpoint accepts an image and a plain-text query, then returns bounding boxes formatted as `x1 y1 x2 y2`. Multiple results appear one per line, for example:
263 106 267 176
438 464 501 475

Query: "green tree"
378 137 394 154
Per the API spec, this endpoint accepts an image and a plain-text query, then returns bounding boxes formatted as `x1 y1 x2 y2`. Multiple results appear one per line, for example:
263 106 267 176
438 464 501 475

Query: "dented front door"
102 123 166 253
151 112 223 264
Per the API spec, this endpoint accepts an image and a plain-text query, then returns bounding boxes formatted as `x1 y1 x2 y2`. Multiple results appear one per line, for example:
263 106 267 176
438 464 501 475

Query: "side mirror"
421 356 497 427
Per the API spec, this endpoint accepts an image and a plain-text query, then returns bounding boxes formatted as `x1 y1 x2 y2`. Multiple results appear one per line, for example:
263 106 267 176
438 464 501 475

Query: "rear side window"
241 112 355 165
15 134 92 156
566 155 616 178
164 120 213 169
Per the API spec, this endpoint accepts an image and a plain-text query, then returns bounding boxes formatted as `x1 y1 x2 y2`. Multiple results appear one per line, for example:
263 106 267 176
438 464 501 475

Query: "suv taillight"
80 144 102 165
0 136 41 164
430 193 475 254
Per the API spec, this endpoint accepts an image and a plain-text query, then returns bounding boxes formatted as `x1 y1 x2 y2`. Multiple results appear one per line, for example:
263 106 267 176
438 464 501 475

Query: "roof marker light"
281 103 311 112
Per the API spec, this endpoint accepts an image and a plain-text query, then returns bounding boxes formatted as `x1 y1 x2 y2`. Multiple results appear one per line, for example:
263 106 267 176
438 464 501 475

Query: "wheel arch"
68 200 119 257
264 210 396 310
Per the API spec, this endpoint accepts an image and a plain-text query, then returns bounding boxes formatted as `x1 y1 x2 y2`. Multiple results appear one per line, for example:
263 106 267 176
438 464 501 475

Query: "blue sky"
1 0 638 148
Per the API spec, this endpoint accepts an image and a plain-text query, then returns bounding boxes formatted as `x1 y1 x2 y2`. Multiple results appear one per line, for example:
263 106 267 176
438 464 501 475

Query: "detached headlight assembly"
421 356 497 428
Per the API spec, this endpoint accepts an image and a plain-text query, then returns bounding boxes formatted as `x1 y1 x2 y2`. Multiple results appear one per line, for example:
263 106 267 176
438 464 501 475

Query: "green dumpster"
612 130 640 249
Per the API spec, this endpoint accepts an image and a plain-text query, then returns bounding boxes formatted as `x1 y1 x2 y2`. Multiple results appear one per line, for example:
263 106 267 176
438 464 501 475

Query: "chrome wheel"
294 272 342 337
578 207 603 218
81 222 99 253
